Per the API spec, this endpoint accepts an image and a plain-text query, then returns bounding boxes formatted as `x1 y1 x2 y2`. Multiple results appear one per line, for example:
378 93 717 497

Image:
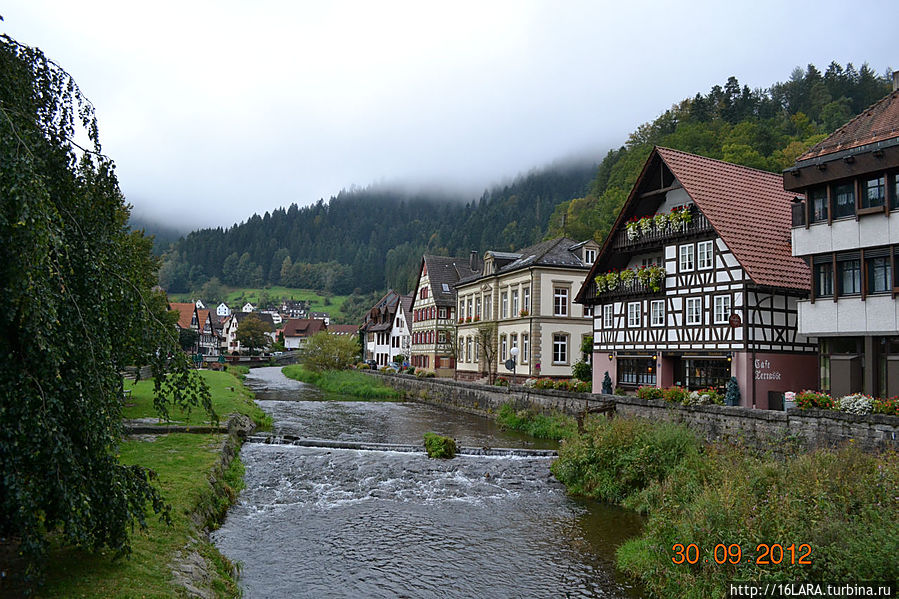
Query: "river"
212 367 644 598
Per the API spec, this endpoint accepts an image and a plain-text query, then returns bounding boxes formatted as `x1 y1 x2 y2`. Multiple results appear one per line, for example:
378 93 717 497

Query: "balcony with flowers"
610 204 712 251
591 265 666 298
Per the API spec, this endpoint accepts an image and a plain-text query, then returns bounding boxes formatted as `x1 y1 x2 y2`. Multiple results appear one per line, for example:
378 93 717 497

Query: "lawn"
37 434 241 598
171 286 350 321
123 368 271 429
282 365 402 400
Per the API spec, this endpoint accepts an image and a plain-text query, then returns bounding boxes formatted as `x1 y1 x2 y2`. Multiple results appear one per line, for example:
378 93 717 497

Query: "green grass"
124 368 271 429
38 434 241 598
282 365 402 400
550 417 899 597
171 286 351 321
496 403 578 440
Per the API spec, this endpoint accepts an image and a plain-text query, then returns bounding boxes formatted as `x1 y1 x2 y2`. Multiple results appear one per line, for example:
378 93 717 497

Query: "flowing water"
212 367 644 598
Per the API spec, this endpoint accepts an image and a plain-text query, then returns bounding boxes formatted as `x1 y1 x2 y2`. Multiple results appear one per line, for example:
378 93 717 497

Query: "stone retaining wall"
369 372 899 453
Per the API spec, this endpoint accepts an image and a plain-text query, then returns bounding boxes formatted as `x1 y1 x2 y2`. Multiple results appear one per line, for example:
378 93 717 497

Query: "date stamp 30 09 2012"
671 543 813 566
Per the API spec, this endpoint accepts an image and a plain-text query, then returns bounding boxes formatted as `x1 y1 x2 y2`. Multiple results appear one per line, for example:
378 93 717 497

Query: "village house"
390 295 413 365
222 311 276 354
328 324 360 338
169 302 222 357
455 238 599 382
576 147 817 409
216 302 231 318
361 290 402 366
785 78 899 397
409 255 479 375
282 318 327 350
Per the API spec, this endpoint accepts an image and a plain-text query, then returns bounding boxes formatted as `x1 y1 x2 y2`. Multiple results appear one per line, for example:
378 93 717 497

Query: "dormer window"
584 248 597 265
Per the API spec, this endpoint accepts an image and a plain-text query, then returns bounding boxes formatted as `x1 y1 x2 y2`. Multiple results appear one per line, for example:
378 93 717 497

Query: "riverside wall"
368 372 899 453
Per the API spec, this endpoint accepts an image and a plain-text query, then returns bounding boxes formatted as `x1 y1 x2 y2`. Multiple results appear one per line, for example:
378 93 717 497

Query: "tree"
235 314 271 354
199 276 225 305
476 322 499 383
0 33 212 582
178 328 199 352
302 331 360 372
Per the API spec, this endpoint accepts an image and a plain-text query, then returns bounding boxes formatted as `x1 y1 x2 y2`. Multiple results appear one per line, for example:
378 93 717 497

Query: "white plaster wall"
799 296 899 335
793 212 899 256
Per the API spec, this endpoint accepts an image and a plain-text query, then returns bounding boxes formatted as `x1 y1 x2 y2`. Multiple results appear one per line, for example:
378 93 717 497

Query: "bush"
570 380 591 393
874 396 899 416
494 376 510 387
423 432 456 458
682 388 724 406
553 380 571 391
496 403 577 440
662 386 688 403
837 393 874 415
572 360 591 382
795 390 834 410
636 385 663 400
405 367 416 375
523 378 538 388
534 378 555 389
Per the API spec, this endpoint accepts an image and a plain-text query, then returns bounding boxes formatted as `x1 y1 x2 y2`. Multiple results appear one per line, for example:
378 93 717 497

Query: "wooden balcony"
610 206 714 251
585 276 665 299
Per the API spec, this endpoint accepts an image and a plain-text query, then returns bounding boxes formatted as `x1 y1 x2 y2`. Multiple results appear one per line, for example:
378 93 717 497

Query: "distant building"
310 311 330 325
282 318 327 350
361 291 402 366
785 79 899 397
222 312 276 354
194 299 206 310
216 302 231 318
242 302 255 313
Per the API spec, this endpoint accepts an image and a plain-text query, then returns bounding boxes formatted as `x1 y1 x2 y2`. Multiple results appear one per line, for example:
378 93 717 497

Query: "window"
679 244 695 272
521 334 529 363
617 358 656 386
627 302 641 328
501 292 508 318
833 182 855 218
500 335 507 361
697 241 713 270
685 297 702 325
713 295 731 324
815 260 833 297
552 334 568 364
838 258 861 295
438 330 446 343
474 337 480 361
467 298 473 318
892 174 899 210
584 304 594 318
862 176 885 209
867 255 890 294
438 307 447 319
682 359 730 390
475 296 481 318
460 336 465 361
442 283 451 293
511 290 519 316
523 288 530 313
809 186 828 223
554 287 569 316
466 337 473 362
650 300 665 327
603 304 613 329
585 249 597 264
510 334 518 360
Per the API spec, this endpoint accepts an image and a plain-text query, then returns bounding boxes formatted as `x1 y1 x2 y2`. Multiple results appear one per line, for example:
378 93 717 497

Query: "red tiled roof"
656 147 809 291
169 302 196 330
799 90 899 161
282 318 326 337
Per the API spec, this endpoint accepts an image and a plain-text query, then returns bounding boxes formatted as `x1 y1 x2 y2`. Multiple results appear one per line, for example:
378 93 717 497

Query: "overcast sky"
2 1 896 230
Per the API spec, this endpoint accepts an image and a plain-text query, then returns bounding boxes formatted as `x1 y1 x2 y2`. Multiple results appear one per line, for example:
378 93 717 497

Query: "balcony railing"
610 205 713 251
585 275 665 299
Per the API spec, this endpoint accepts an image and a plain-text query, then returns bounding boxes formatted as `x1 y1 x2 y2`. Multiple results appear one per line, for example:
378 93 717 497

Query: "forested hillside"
159 61 893 299
546 62 892 242
158 161 596 295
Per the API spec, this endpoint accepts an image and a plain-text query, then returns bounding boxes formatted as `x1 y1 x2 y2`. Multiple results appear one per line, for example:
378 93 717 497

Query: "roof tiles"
798 90 899 161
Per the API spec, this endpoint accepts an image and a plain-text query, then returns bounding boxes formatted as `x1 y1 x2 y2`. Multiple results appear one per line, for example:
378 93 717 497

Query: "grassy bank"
282 365 402 400
124 368 271 429
551 418 899 597
495 403 577 440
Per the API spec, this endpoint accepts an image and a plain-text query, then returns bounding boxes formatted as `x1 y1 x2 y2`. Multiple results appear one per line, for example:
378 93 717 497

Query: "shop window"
682 358 730 390
617 357 656 386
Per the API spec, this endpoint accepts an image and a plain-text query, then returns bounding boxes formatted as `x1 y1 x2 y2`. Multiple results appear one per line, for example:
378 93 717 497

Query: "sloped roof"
329 324 359 335
169 302 196 330
421 255 479 306
798 90 899 161
457 237 592 286
656 147 809 290
399 294 413 316
282 318 326 337
232 311 276 331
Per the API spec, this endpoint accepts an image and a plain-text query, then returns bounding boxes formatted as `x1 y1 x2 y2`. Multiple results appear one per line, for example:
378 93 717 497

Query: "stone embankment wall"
368 372 899 453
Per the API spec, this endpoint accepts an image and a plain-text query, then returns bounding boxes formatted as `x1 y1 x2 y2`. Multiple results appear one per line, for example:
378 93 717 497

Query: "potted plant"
654 212 669 232
625 217 641 240
639 216 653 235
647 266 666 292
519 308 529 317
619 269 636 287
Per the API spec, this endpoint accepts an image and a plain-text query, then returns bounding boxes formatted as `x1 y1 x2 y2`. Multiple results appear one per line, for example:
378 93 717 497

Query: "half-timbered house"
576 147 817 409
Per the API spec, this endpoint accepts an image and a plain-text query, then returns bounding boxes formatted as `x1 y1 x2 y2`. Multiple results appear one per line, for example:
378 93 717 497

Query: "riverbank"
552 417 899 598
281 365 401 399
17 368 258 598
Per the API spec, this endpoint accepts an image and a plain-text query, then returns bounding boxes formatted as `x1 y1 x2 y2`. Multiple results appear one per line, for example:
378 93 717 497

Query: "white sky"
2 1 895 229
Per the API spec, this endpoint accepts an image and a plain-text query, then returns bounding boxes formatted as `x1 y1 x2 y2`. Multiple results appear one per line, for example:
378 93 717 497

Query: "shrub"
838 393 874 415
795 390 834 410
523 378 538 388
534 378 555 389
405 366 416 375
662 386 688 403
570 380 591 393
494 376 510 387
572 360 591 382
496 403 577 440
636 385 663 400
553 380 571 391
613 386 627 396
423 432 456 458
682 388 724 406
874 396 899 416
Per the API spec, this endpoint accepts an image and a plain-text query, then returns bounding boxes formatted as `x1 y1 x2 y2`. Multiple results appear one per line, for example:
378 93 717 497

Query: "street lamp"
510 346 519 384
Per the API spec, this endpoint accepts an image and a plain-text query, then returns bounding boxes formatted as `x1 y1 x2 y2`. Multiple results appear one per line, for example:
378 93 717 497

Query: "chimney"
469 250 479 271
894 70 899 92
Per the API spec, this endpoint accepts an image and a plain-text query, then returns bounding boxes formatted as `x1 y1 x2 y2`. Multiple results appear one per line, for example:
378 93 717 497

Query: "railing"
610 206 713 250
586 276 665 299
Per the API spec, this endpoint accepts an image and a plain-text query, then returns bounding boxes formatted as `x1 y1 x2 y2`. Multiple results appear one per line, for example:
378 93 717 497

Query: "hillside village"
167 79 899 413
